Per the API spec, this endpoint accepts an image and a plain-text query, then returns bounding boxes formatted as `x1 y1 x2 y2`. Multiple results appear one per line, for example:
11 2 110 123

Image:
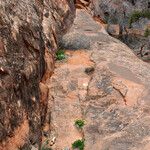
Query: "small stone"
85 67 95 75
44 12 49 18
107 24 120 37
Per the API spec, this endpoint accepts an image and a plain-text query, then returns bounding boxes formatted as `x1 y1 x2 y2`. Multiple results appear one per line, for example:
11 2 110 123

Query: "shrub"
41 139 52 150
129 10 150 27
75 119 85 129
144 28 150 37
72 139 85 150
56 50 65 60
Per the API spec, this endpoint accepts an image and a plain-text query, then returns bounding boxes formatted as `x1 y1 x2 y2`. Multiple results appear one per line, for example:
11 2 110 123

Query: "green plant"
56 50 65 60
75 119 85 129
144 28 150 37
129 10 150 27
72 139 85 150
41 139 52 150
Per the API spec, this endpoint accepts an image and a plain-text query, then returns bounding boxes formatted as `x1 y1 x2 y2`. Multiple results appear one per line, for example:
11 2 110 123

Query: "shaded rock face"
0 0 75 149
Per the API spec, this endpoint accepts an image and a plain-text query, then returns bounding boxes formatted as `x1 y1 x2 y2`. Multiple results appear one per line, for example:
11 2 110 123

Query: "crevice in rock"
113 86 127 105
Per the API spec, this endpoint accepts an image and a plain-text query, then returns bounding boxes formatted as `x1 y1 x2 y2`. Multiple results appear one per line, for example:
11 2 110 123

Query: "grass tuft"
72 139 85 150
75 119 85 129
56 50 65 60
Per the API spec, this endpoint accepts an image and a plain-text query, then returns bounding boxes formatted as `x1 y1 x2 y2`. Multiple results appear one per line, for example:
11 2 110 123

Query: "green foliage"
41 139 52 150
41 148 52 150
144 28 150 37
56 50 65 60
129 10 150 27
75 119 85 129
72 139 85 150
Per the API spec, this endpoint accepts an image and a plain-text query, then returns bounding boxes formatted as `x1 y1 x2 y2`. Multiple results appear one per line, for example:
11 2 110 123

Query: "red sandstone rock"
51 9 150 150
0 0 75 149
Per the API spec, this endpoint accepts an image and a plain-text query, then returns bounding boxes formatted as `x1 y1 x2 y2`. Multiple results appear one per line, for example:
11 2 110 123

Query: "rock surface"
89 0 150 61
1 1 150 150
90 0 149 26
46 9 150 150
0 0 75 149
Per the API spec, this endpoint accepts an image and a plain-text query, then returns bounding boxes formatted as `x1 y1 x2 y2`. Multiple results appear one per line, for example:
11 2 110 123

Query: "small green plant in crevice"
56 49 65 60
74 119 85 129
72 139 85 150
144 28 150 37
129 10 150 27
41 139 52 150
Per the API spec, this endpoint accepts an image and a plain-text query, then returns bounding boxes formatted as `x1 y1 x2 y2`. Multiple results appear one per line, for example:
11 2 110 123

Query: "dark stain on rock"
85 66 95 75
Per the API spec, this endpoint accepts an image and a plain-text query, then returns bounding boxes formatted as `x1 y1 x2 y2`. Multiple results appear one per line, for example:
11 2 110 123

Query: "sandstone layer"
0 0 75 149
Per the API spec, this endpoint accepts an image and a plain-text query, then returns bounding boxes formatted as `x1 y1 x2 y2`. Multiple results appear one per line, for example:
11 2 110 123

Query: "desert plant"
41 139 52 150
74 119 85 129
72 139 85 150
56 50 65 60
144 28 150 37
129 10 150 27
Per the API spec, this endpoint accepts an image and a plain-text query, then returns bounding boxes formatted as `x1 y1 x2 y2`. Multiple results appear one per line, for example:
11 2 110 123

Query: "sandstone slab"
50 9 150 150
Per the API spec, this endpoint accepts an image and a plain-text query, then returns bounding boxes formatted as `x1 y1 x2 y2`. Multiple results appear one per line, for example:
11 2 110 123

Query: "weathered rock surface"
47 9 150 150
0 0 75 149
90 0 149 26
89 0 150 61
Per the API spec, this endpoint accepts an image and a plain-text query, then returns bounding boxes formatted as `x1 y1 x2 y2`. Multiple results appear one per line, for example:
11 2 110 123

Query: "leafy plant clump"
129 10 150 27
75 119 85 129
56 50 66 60
144 28 150 37
72 139 85 150
41 139 52 150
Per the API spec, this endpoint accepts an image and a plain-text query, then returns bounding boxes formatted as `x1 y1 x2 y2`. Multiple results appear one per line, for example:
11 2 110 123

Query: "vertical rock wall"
0 0 75 149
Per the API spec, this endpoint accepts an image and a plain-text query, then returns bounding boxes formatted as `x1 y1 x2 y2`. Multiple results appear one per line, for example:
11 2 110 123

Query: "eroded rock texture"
89 0 150 61
0 0 75 149
49 9 150 150
90 0 149 26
